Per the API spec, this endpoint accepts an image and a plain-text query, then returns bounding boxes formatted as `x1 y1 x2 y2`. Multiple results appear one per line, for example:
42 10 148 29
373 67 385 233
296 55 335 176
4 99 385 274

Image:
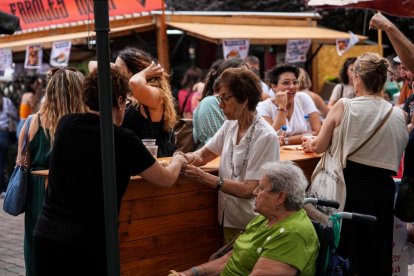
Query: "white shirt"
256 92 318 136
206 115 280 229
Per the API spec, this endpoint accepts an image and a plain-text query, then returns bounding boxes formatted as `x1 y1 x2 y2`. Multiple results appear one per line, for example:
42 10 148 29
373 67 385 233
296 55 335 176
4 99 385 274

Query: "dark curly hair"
215 67 261 111
201 58 245 99
83 67 131 112
339 57 357 85
267 63 300 85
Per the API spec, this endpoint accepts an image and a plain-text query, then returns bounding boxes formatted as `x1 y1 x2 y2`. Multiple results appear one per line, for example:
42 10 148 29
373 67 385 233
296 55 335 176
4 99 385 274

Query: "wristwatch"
284 137 289 145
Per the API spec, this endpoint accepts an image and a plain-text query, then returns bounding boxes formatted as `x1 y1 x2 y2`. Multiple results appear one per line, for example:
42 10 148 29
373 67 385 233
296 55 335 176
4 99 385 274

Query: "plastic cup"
142 139 156 146
145 145 158 159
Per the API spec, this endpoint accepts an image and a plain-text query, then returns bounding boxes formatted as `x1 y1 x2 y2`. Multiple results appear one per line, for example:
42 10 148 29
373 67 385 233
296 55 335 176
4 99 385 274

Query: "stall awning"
167 22 367 45
0 22 155 52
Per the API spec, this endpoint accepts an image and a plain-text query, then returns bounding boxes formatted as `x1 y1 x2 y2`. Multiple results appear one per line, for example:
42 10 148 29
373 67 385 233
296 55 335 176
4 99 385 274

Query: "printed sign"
0 0 162 30
24 44 42 69
50 41 71 67
222 39 250 60
336 31 359 56
0 48 13 71
285 39 311 63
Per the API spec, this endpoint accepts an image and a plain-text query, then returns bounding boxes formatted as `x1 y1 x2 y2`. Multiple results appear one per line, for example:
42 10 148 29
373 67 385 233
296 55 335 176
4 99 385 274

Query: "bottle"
304 115 312 135
276 125 287 137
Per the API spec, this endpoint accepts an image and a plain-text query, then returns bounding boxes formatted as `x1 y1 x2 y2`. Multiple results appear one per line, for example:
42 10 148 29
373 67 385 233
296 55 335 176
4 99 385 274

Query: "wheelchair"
304 198 377 276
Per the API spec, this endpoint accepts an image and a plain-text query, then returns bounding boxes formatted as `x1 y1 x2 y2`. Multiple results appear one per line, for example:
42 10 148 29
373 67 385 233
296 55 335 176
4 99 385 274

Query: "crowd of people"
0 12 413 276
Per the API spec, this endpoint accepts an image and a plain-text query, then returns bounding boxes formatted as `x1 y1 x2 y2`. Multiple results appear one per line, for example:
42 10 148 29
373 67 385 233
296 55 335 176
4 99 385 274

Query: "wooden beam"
167 14 316 27
155 4 170 73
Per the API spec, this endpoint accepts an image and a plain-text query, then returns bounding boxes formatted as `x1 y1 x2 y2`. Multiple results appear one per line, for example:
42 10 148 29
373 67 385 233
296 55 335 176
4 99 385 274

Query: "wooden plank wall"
119 177 222 275
118 155 320 275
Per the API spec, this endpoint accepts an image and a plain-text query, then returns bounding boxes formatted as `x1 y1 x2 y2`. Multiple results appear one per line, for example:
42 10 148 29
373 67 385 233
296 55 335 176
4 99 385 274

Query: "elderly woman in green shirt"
171 161 319 276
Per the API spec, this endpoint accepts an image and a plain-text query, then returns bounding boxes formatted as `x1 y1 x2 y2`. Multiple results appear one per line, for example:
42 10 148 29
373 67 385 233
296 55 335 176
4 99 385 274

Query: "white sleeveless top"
336 97 408 173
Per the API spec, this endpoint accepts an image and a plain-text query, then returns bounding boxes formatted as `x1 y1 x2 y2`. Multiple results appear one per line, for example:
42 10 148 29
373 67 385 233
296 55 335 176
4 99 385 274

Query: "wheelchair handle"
336 212 377 225
303 198 340 209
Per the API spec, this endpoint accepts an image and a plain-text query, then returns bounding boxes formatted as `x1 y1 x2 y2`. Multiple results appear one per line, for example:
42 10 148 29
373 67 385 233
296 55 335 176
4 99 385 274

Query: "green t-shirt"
221 209 319 276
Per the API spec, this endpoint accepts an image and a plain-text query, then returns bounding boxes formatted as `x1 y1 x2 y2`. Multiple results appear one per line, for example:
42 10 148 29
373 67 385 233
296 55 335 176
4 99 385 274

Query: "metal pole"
93 1 120 276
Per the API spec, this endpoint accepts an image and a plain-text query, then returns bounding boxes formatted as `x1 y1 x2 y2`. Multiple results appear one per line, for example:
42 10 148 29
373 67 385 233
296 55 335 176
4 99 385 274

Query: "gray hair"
262 161 308 211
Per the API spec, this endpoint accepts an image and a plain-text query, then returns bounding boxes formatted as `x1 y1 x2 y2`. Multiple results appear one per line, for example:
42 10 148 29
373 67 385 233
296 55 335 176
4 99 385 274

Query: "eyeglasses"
387 69 397 79
216 94 235 104
47 67 79 78
279 80 300 86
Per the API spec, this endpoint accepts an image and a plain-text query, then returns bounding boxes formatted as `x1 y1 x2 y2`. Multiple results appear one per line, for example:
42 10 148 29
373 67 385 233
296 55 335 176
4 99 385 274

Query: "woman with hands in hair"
116 47 177 157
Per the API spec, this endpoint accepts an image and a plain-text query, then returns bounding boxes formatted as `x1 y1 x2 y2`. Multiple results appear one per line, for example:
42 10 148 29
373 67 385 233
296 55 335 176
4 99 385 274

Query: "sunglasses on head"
47 67 79 78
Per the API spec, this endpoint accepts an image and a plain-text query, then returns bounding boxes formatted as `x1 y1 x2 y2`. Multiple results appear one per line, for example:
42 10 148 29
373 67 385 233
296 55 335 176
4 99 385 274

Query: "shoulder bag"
3 115 33 216
305 106 393 223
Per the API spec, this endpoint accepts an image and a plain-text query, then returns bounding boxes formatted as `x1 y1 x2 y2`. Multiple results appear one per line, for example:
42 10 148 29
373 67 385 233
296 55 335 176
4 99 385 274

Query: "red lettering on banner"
1 0 162 30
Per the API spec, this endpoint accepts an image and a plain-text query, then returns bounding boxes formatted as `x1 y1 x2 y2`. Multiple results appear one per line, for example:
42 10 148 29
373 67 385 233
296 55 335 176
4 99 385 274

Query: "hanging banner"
0 48 13 71
222 39 250 60
24 44 42 69
50 41 71 67
336 31 359 56
285 39 311 63
0 0 162 30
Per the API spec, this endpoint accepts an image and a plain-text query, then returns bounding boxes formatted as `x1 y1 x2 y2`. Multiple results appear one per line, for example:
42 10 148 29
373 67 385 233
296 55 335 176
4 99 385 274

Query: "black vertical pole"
93 1 120 276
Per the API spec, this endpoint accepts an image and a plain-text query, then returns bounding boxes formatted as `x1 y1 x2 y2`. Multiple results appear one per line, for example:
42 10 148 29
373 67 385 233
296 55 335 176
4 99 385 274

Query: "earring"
276 205 280 210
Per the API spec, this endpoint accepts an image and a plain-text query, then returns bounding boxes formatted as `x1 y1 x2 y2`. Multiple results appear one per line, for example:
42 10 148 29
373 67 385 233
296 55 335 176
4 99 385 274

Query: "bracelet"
277 108 287 113
216 177 224 191
191 267 199 276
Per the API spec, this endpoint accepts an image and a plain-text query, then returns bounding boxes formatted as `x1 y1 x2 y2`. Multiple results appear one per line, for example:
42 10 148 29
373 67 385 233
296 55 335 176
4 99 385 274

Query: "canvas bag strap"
348 105 393 157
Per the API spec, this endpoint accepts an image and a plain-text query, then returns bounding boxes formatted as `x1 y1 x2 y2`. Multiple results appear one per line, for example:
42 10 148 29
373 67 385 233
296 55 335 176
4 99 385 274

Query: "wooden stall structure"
33 149 321 275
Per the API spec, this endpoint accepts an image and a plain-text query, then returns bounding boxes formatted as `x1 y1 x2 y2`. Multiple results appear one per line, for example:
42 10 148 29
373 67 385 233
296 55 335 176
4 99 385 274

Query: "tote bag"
304 126 346 223
3 115 33 216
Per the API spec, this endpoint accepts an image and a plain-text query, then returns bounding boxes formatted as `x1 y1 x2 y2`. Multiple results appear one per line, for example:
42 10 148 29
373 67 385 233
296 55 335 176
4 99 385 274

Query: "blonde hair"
353 52 389 94
118 47 176 131
39 68 87 144
298 68 312 91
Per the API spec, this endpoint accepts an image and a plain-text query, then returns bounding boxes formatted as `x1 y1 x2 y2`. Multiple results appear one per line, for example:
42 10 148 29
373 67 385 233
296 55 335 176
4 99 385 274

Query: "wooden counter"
32 150 320 275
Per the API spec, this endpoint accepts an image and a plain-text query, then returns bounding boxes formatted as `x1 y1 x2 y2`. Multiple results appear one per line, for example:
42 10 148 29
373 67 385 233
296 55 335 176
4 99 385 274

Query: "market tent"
167 22 367 45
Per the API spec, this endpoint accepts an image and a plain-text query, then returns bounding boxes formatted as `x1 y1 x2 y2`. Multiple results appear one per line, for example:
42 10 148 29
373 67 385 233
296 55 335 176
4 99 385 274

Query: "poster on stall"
0 48 12 71
285 39 311 63
336 31 359 56
50 41 72 67
222 39 250 60
24 44 42 69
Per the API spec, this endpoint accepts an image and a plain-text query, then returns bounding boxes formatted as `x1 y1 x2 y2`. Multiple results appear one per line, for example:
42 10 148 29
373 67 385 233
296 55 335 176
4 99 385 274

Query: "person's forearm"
272 110 287 131
199 172 256 199
163 159 184 187
180 252 230 275
385 23 414 73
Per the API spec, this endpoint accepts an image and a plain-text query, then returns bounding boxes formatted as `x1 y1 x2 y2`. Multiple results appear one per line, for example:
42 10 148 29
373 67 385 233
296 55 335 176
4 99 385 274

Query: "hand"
181 164 205 181
369 13 392 31
272 90 288 109
88 61 98 73
138 61 164 81
172 153 188 168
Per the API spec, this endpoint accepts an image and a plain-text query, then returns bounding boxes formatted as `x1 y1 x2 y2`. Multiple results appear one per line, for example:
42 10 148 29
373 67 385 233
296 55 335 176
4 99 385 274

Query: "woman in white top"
327 57 357 107
178 67 280 244
256 64 321 145
303 52 408 276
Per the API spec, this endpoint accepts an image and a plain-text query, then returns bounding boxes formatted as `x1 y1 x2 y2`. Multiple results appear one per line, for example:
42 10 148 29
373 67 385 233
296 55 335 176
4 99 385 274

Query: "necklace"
230 118 259 178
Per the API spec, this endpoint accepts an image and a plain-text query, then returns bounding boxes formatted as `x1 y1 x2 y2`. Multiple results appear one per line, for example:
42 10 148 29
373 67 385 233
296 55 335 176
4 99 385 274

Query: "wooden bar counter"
33 149 320 275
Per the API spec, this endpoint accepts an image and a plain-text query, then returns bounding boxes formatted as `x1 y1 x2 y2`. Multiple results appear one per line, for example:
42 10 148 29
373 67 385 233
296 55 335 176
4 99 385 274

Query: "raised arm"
370 13 414 73
129 62 164 109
